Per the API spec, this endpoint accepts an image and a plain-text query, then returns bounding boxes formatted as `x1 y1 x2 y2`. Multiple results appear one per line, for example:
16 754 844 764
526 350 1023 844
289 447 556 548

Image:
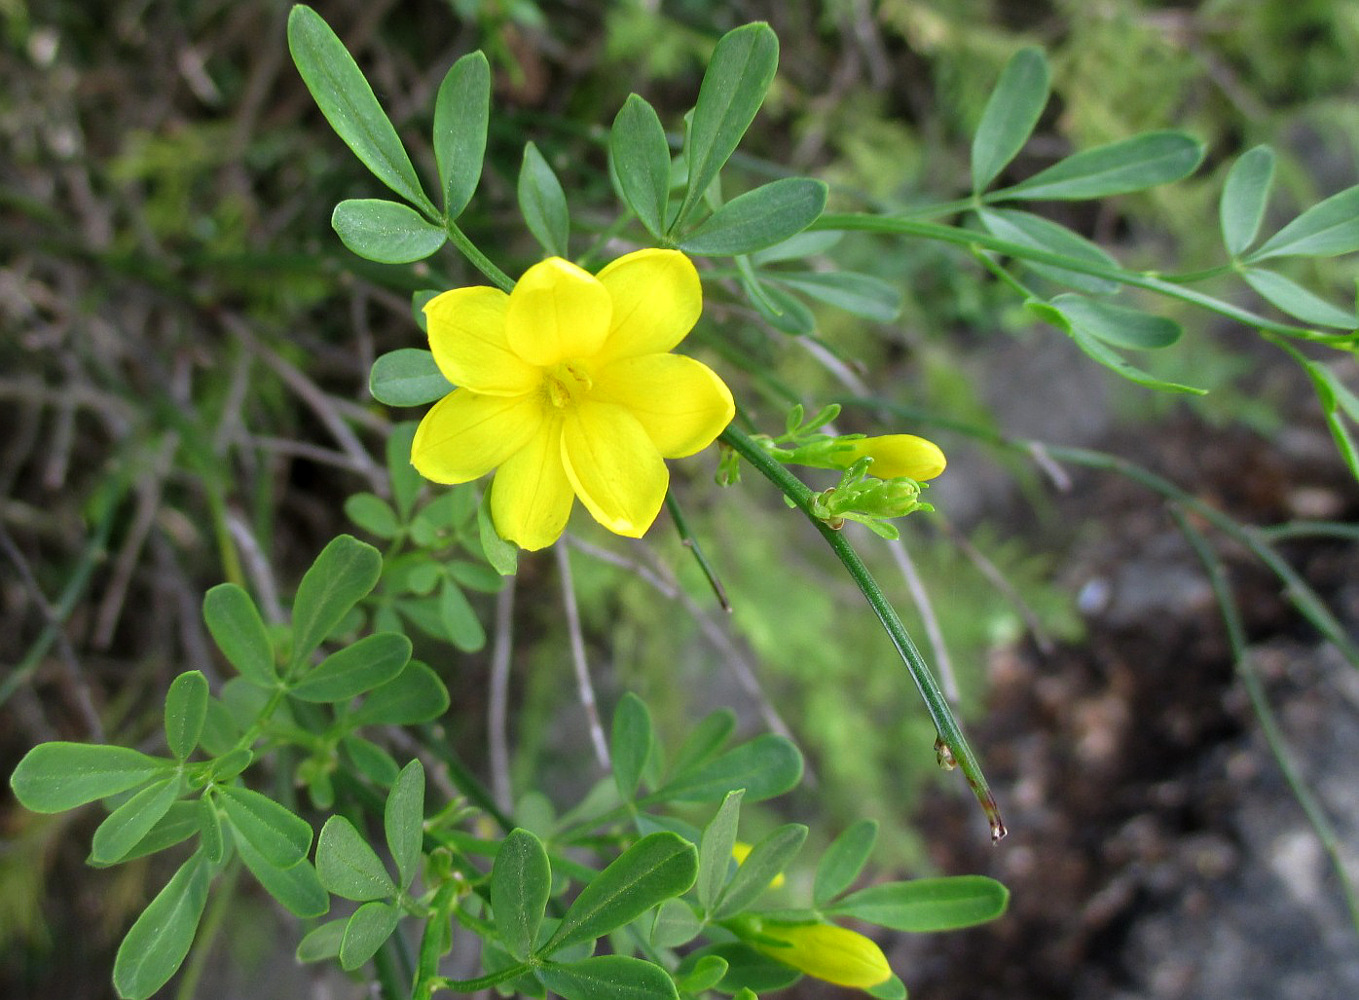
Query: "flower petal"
411 390 542 484
840 434 946 481
491 418 574 551
594 249 703 364
424 286 538 396
592 354 734 458
560 401 668 538
506 258 612 366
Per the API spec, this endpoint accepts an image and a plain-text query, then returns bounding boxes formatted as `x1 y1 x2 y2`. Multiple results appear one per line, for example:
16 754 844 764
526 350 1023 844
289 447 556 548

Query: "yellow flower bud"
838 434 946 481
731 841 787 889
746 920 893 989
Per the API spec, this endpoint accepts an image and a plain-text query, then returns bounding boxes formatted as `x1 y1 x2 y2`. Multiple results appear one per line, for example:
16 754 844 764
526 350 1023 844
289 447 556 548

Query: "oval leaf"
976 207 1120 294
676 22 779 232
519 141 570 257
234 834 330 918
434 50 491 218
164 671 209 761
370 348 454 407
492 828 553 960
971 47 1050 192
827 875 1010 931
290 632 412 702
316 814 396 901
1249 183 1359 261
771 271 904 322
10 742 173 813
713 823 806 919
287 6 432 213
697 789 744 914
112 852 211 1000
1220 145 1275 257
544 831 698 954
218 785 314 868
90 777 181 865
1243 268 1358 329
350 661 450 726
612 94 672 239
537 955 679 1000
386 759 426 892
813 819 878 907
994 131 1203 202
652 898 704 948
679 178 827 257
611 693 654 801
297 919 348 963
290 534 383 666
656 733 803 804
202 583 276 687
332 199 446 264
340 900 402 971
1050 293 1182 350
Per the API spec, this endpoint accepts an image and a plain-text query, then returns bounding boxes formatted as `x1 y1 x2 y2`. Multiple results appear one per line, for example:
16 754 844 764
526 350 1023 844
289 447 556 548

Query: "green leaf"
438 579 486 653
317 815 396 901
90 777 181 865
10 742 173 813
768 271 904 322
612 94 672 239
386 759 425 892
290 632 412 702
340 900 402 971
669 708 735 777
611 693 654 800
827 875 1010 931
1243 268 1358 329
676 953 728 993
491 828 553 961
652 898 703 948
868 974 908 1000
164 670 209 761
370 348 454 408
478 489 518 574
993 131 1203 202
971 47 1050 192
350 661 450 726
747 277 816 335
296 919 348 963
1250 183 1359 261
976 207 1120 294
1059 319 1206 395
697 789 743 913
751 229 842 264
198 797 225 865
386 421 423 520
198 697 242 756
682 943 800 994
678 178 827 257
287 5 433 214
537 955 679 1000
332 199 446 264
1291 354 1359 480
1220 145 1275 257
813 819 878 907
218 785 314 868
544 832 698 954
112 852 212 1000
434 50 491 218
342 734 401 785
234 833 330 918
344 493 401 540
676 22 779 232
290 535 384 665
1049 293 1183 350
713 823 806 919
656 734 803 804
86 801 199 868
519 141 570 257
202 583 276 687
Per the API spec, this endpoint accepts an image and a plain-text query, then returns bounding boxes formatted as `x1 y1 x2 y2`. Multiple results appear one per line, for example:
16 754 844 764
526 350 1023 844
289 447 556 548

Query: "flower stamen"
545 361 593 408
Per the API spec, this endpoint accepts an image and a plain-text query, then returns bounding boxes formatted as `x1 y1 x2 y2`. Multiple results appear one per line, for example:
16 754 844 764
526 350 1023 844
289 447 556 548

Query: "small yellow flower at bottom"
410 250 734 551
747 920 893 989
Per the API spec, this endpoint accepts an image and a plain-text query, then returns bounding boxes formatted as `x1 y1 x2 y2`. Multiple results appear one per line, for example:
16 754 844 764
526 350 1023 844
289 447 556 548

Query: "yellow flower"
411 250 735 550
746 920 892 989
835 435 946 481
731 841 787 889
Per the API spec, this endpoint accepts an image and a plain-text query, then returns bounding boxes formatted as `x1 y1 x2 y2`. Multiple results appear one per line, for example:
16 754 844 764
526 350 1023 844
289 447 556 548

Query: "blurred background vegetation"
3 0 1358 998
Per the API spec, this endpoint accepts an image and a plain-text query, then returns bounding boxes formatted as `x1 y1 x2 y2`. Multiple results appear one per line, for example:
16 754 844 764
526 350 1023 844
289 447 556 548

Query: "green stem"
665 492 731 611
812 212 1355 346
445 221 515 292
430 962 532 993
1172 506 1359 936
719 426 1006 841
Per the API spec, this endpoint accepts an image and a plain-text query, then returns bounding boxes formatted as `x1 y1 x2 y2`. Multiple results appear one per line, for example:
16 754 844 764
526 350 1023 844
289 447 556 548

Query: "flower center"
544 361 593 409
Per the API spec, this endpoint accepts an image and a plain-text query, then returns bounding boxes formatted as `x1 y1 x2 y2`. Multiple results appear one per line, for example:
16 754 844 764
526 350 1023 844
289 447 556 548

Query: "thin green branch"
445 220 515 292
719 426 1006 841
1172 506 1359 935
